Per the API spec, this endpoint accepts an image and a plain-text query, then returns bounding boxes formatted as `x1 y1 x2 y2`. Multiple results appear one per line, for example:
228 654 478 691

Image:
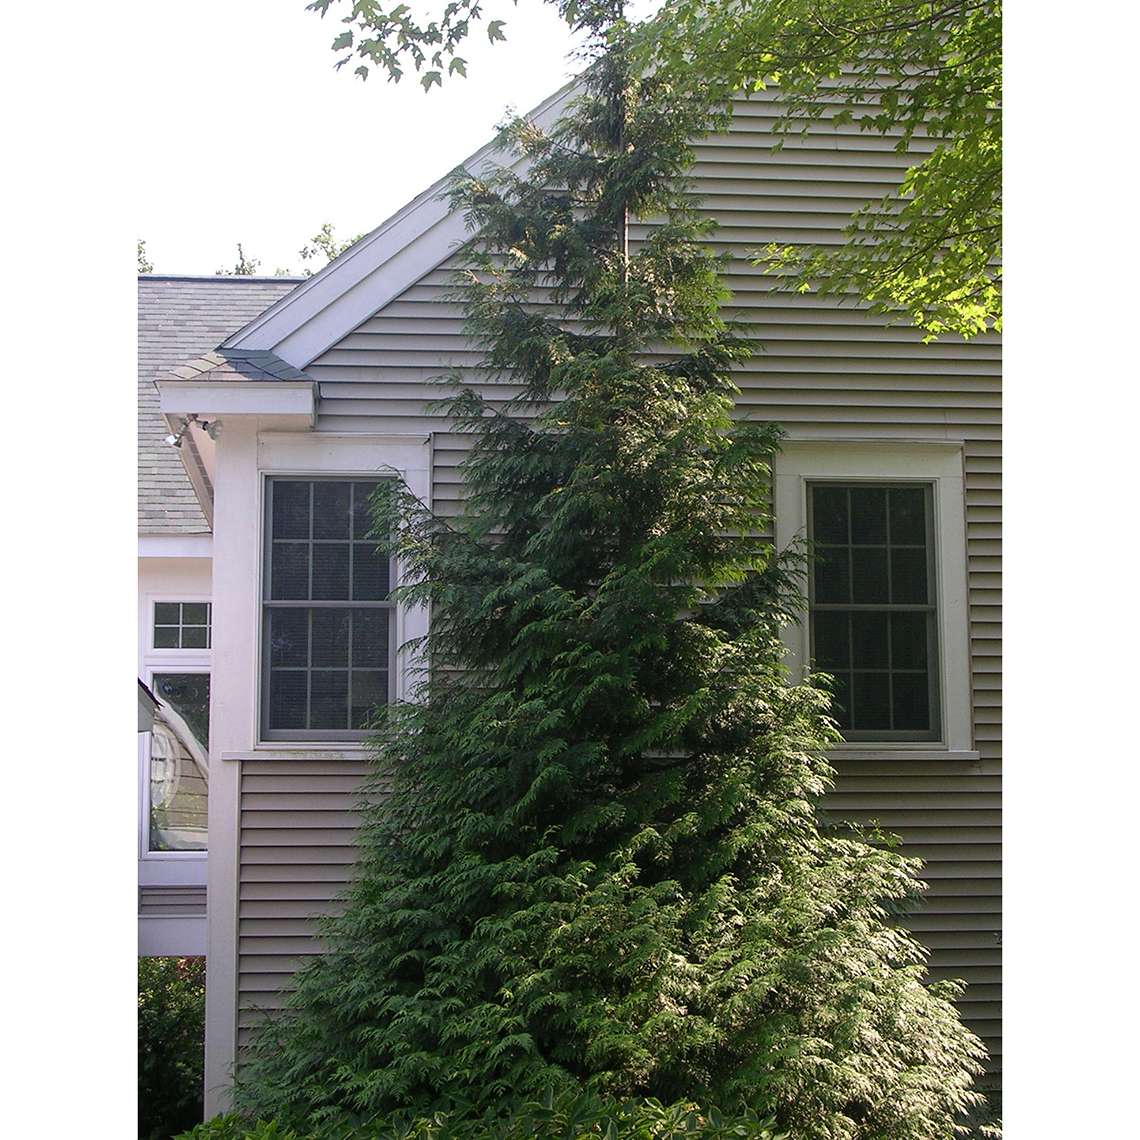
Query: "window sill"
221 745 372 762
826 745 981 762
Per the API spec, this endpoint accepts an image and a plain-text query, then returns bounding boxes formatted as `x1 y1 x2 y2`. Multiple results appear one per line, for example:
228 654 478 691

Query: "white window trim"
773 440 974 756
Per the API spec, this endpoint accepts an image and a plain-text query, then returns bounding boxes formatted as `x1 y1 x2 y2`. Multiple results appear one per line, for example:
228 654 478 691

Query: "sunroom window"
808 483 940 741
261 478 394 740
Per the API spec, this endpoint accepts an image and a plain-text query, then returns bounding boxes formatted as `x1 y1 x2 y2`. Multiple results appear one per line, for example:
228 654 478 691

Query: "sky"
134 1 635 277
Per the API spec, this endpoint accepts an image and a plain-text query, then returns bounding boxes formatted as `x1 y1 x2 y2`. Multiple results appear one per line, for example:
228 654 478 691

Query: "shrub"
176 1092 781 1139
140 956 206 1140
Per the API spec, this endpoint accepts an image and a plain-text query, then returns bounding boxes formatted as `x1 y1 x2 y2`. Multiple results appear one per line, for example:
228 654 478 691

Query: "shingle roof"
165 347 311 384
138 276 303 534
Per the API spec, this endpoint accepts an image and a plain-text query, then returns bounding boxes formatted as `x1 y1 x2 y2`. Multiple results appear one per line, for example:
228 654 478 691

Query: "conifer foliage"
238 5 985 1135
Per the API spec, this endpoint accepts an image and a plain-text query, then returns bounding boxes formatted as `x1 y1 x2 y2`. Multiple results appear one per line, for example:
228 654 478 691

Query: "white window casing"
773 440 976 758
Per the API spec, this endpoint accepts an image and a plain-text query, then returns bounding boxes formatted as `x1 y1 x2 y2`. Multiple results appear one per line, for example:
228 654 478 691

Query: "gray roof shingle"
165 347 311 384
138 276 302 534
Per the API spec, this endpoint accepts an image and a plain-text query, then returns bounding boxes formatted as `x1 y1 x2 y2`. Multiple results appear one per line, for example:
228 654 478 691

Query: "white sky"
135 1 637 276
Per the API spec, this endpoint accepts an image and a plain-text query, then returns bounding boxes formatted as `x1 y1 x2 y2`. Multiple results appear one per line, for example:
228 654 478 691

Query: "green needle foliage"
237 5 984 1136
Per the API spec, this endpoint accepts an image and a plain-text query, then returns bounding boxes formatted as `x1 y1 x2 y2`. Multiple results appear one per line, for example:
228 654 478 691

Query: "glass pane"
268 609 308 667
827 672 851 729
353 543 390 601
811 486 848 543
271 542 310 600
814 548 849 604
154 626 180 649
891 548 928 604
354 609 390 667
181 625 208 649
272 480 310 540
313 482 351 539
269 670 307 730
310 670 349 730
852 671 890 730
149 673 210 852
892 673 930 731
851 547 889 604
311 544 350 600
353 483 379 540
182 603 209 625
891 612 929 670
154 602 180 625
890 488 927 545
351 670 387 729
311 608 350 668
812 611 848 672
850 488 887 544
851 611 889 669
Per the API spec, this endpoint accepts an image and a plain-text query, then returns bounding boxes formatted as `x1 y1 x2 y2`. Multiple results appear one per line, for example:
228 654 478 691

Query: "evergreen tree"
238 5 985 1135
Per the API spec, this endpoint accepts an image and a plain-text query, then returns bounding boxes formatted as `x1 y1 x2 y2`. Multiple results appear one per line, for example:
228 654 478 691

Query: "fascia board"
156 380 316 419
222 79 579 370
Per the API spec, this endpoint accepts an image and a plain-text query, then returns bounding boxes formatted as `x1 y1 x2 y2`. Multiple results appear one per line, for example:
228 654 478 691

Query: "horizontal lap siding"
139 885 207 918
240 91 1000 1076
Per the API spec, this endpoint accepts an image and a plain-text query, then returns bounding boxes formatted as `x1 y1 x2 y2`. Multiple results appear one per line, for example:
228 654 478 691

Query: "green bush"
140 956 206 1140
176 1092 781 1139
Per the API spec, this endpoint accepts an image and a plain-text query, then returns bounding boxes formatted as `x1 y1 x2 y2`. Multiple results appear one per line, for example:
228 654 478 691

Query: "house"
139 81 1000 1119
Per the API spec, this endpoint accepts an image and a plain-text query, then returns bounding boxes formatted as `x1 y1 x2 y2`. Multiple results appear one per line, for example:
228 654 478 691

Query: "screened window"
262 479 394 739
808 483 940 740
154 602 212 649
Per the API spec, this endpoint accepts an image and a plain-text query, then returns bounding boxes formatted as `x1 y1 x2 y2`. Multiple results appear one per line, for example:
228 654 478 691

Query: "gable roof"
138 275 303 535
222 81 577 370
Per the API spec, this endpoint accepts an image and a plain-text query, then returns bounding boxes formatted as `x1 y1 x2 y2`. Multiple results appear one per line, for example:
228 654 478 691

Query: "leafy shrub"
176 1091 781 1139
140 956 206 1140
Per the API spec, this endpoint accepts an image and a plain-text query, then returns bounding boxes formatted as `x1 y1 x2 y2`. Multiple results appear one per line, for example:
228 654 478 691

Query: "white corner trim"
138 533 213 558
774 440 972 754
157 380 316 422
221 81 579 369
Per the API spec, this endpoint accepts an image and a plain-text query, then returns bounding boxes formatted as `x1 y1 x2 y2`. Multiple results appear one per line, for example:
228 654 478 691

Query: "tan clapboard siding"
238 88 1000 1072
139 885 207 918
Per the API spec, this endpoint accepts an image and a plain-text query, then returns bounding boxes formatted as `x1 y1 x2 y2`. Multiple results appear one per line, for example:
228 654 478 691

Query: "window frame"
152 599 213 650
806 480 941 742
774 440 975 755
259 475 398 742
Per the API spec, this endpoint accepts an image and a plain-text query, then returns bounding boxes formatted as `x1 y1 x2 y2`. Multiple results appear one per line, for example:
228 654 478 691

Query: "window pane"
851 611 889 669
851 547 889 604
312 609 350 668
149 673 210 853
181 625 208 649
850 488 887 544
351 670 387 729
889 488 927 544
812 610 849 671
890 548 928 604
892 673 930 731
313 482 351 539
268 609 308 667
182 603 208 625
814 548 849 604
354 609 390 666
312 544 350 600
271 542 310 600
269 671 307 730
812 487 848 543
353 483 378 540
828 672 852 729
310 670 349 729
891 612 929 670
154 626 180 649
154 602 180 625
353 543 390 601
852 671 890 731
273 481 310 539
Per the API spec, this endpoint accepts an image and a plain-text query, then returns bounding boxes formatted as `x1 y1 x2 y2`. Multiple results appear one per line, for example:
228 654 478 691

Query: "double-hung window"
261 478 395 740
808 483 940 741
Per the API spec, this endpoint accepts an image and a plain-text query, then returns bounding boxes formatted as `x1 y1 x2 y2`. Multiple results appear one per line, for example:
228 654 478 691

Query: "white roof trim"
222 80 579 370
157 379 316 421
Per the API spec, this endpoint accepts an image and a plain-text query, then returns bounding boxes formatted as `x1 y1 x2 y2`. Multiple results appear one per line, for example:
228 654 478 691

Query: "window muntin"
262 478 395 739
149 672 209 851
153 602 212 649
808 483 940 741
